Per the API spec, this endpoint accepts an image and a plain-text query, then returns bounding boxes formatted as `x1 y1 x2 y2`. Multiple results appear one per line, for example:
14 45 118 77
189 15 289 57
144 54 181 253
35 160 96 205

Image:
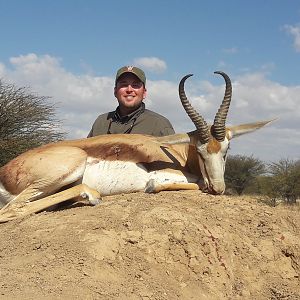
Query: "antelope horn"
212 71 232 141
179 74 210 144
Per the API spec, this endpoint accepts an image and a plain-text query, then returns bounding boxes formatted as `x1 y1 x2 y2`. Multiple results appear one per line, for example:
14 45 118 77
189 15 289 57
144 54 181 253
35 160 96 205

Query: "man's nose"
125 84 134 91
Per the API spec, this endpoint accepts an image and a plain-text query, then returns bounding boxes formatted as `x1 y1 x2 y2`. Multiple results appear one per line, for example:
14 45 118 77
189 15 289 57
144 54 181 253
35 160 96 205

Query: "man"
87 66 175 137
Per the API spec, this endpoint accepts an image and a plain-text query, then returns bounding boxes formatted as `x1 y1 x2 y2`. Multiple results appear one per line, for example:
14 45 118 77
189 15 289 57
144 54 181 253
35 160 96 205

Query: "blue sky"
0 0 300 162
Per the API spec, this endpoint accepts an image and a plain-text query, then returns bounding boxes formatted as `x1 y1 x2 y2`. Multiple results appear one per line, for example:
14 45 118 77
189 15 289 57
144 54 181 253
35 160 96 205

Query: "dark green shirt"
87 103 175 137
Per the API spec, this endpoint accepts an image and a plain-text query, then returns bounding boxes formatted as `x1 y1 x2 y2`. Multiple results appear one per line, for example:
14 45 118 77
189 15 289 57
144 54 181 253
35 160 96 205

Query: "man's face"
114 73 147 115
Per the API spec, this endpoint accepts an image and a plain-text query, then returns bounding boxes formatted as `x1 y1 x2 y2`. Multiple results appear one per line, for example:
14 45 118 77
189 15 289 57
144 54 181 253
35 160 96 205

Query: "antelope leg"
0 184 101 223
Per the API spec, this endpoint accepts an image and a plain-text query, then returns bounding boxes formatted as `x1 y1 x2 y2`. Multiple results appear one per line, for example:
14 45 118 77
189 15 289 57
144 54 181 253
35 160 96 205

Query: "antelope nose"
210 180 225 195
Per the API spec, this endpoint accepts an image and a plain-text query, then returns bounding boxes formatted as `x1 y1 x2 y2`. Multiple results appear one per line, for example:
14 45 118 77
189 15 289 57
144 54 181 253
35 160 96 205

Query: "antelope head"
179 71 272 194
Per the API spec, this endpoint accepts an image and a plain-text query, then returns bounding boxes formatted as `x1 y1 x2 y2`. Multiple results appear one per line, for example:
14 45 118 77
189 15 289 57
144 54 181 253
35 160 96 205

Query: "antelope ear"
226 119 277 139
156 133 191 145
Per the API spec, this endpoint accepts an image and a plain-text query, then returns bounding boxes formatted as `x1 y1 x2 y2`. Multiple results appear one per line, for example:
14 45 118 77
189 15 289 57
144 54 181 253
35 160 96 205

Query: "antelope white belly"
148 170 198 185
82 160 150 196
82 158 198 197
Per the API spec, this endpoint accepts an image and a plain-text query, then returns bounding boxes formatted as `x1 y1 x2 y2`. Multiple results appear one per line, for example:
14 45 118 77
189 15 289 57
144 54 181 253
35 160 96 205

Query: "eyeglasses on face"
116 81 143 89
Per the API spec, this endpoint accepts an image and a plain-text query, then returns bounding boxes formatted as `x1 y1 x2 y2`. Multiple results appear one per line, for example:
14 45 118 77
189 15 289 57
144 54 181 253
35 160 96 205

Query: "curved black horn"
212 71 232 141
179 74 210 144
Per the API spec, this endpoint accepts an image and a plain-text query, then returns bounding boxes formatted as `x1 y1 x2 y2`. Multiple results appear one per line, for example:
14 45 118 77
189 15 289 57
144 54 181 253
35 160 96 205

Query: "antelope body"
0 72 273 222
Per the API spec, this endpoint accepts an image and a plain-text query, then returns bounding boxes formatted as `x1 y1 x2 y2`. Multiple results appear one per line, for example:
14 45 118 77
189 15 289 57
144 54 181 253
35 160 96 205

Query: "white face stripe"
196 139 229 194
197 154 210 190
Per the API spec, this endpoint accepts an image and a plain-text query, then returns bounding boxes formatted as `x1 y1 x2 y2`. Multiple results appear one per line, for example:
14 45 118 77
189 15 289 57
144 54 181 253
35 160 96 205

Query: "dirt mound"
0 191 299 299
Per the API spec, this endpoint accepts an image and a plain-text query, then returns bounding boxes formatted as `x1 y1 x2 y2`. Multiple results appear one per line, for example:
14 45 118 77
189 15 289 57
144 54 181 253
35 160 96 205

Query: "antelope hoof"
80 192 102 206
89 198 101 206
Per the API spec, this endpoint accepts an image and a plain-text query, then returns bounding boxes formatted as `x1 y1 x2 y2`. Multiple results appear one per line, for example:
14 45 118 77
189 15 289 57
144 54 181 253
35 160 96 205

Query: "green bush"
0 80 65 166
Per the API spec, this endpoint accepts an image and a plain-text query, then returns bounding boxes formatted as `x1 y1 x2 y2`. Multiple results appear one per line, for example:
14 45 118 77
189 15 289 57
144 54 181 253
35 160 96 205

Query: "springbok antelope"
0 71 273 223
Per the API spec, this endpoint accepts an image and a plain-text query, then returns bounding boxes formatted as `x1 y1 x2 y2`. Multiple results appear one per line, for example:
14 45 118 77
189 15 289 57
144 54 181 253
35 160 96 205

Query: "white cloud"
233 73 299 114
1 53 115 137
1 53 299 161
0 63 6 77
132 57 167 73
283 24 300 52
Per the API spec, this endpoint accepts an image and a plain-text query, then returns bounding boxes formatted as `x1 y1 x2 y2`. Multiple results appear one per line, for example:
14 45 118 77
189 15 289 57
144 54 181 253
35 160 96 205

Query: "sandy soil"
0 191 299 300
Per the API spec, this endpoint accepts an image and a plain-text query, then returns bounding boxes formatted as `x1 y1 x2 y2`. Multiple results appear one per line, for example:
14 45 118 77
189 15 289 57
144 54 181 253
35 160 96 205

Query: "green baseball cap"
115 66 146 85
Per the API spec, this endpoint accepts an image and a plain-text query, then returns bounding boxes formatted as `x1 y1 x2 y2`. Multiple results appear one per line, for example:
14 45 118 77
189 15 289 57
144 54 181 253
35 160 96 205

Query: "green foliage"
266 159 300 204
0 79 65 166
225 155 300 205
225 155 266 195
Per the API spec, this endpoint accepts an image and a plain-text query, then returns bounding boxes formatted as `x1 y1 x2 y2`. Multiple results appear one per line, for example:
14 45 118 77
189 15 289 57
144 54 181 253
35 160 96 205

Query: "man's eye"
118 82 127 88
131 82 143 89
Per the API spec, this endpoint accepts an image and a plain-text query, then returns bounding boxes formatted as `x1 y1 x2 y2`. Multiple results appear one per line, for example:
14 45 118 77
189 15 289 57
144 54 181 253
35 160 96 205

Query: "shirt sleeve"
87 128 93 138
86 113 110 137
160 125 175 136
152 117 175 136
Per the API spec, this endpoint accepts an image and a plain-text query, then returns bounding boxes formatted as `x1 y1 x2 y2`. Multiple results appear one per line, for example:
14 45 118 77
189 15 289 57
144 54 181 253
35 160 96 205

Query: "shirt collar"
114 103 145 124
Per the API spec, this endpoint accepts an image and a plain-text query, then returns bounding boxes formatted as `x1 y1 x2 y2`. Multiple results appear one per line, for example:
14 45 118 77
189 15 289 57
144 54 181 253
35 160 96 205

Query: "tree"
225 155 266 195
267 159 300 204
0 79 65 166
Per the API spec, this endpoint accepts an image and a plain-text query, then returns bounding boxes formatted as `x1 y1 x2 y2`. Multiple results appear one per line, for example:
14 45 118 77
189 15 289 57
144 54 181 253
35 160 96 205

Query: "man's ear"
143 87 147 99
